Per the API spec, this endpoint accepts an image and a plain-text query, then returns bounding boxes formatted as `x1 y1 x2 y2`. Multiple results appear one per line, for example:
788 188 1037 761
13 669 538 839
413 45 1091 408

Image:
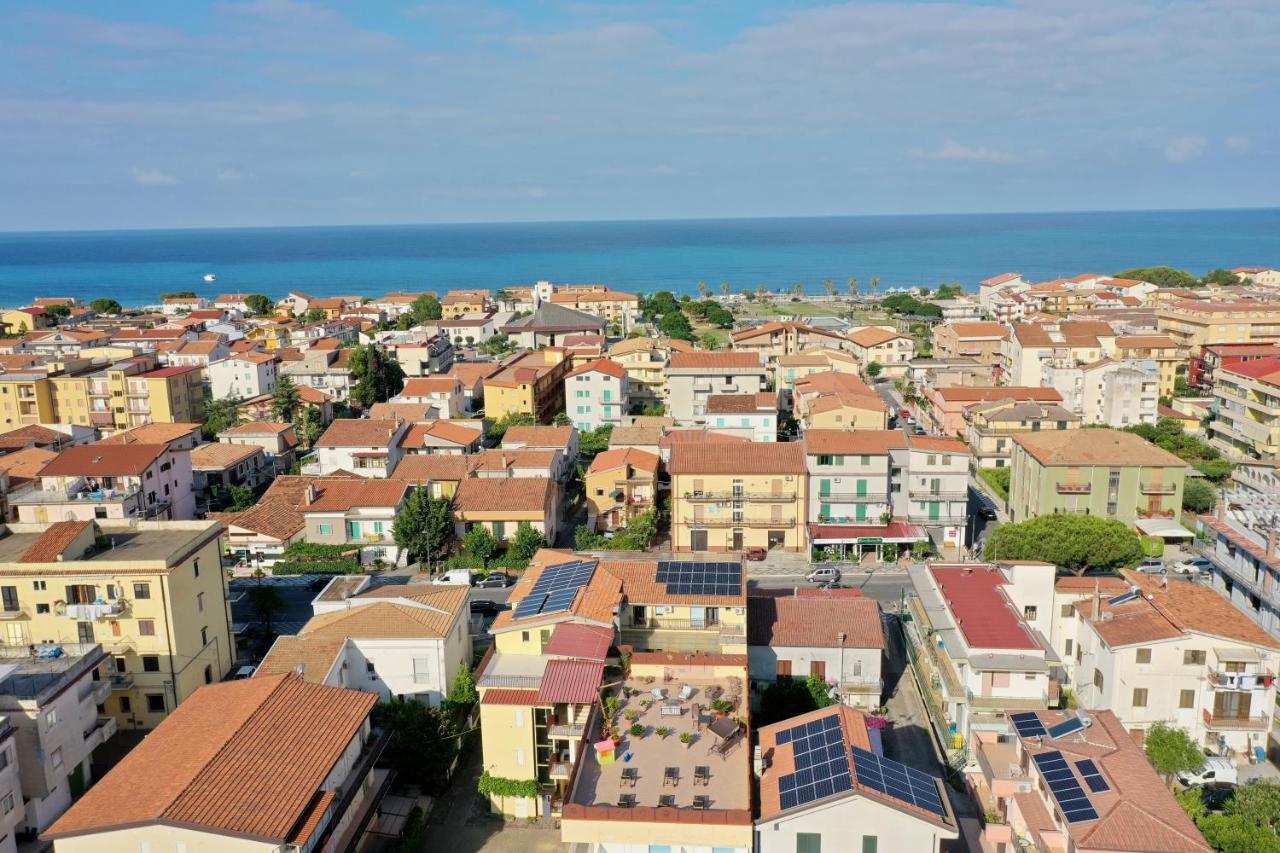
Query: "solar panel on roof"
850 746 947 817
1010 711 1048 738
1106 589 1139 606
1047 716 1085 739
514 593 548 619
1033 752 1099 824
1076 760 1110 793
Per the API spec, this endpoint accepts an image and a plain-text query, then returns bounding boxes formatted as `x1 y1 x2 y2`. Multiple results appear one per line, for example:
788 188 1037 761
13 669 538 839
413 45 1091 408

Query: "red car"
899 408 911 419
745 547 768 561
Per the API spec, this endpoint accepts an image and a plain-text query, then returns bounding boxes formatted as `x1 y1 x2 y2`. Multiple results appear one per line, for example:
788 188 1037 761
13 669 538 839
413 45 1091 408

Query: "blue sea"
1 208 1278 307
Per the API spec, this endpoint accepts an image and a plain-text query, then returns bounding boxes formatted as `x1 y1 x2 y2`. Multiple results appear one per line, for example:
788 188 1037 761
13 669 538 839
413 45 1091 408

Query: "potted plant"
629 723 645 739
655 726 672 740
680 732 694 749
624 709 639 722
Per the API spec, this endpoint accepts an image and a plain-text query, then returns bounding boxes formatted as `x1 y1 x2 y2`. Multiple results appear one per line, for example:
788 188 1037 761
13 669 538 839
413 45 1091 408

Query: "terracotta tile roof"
599 559 746 607
44 674 376 842
0 424 64 447
138 365 200 379
453 477 553 514
503 425 573 448
565 358 627 380
1053 576 1130 594
669 351 762 370
934 386 1062 403
191 443 261 470
18 520 92 563
469 449 557 473
806 392 886 416
705 393 777 414
315 418 403 448
403 420 482 447
658 429 750 448
219 420 296 438
980 272 1022 285
804 429 905 455
39 443 167 477
793 371 878 398
848 326 908 347
481 688 542 706
0 447 58 486
447 362 501 386
609 426 665 448
929 563 1039 651
295 597 463 642
255 635 347 681
304 479 408 512
97 423 201 446
747 593 883 649
1012 429 1184 467
1115 335 1178 349
544 623 614 660
944 321 1010 339
1116 570 1280 649
907 434 968 454
731 321 844 342
668 441 806 475
366 402 436 422
216 500 305 541
400 376 462 396
390 454 473 483
587 447 659 475
537 659 605 704
491 549 622 631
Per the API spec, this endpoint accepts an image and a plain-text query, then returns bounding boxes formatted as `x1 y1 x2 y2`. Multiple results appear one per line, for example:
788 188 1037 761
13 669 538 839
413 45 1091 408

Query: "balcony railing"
908 489 969 501
548 721 586 739
688 517 797 528
478 674 543 690
906 513 969 525
684 491 797 502
1055 483 1092 494
628 617 728 631
1202 709 1269 730
0 607 29 621
1139 482 1177 495
818 492 889 503
1207 669 1272 691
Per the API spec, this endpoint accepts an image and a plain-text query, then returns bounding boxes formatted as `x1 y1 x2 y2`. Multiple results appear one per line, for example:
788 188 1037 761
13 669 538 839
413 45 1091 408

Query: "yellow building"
441 289 491 318
1114 334 1183 398
484 349 570 422
0 371 56 428
607 337 671 408
1157 298 1280 353
0 519 235 730
669 442 809 552
584 447 659 531
0 307 51 334
86 364 206 431
245 320 294 350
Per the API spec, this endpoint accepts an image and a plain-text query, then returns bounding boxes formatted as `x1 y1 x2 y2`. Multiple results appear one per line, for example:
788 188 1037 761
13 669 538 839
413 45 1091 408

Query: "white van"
1177 756 1237 787
432 568 475 586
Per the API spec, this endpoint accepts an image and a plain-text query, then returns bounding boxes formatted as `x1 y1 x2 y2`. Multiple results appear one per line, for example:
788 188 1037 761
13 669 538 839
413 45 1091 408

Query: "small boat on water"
203 273 217 282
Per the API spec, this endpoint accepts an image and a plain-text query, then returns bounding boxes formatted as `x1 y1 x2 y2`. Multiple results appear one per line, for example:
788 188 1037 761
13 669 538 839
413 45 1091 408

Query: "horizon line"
3 204 1278 238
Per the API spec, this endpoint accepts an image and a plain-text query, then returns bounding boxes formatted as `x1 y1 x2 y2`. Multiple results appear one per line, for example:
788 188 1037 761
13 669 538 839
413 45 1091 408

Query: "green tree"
45 303 71 320
393 489 455 566
864 361 882 379
299 307 326 323
1143 722 1204 785
1227 781 1280 835
90 298 122 315
246 583 285 635
226 484 256 511
487 412 536 442
1203 268 1243 287
202 396 239 439
348 344 405 408
552 411 571 427
160 291 197 299
757 677 819 725
408 294 442 324
642 291 680 317
509 522 546 563
1182 478 1216 513
1115 266 1199 288
983 514 1143 572
806 674 835 709
658 310 694 341
697 331 720 350
578 425 613 457
375 697 459 794
480 333 511 356
934 283 963 299
243 294 274 316
979 466 1011 500
446 661 478 707
270 374 301 422
462 526 499 565
295 406 324 447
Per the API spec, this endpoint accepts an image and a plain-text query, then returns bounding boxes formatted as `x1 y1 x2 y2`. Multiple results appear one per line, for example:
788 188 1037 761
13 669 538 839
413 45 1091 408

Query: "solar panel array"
1010 712 1047 738
851 746 948 817
1047 716 1085 739
1075 759 1110 793
1033 751 1099 823
512 559 598 620
775 715 853 811
654 561 742 596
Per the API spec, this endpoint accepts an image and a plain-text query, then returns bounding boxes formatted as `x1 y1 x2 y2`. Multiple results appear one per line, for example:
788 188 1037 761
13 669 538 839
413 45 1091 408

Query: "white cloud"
912 140 1015 164
131 166 177 186
1164 135 1207 163
1225 135 1252 153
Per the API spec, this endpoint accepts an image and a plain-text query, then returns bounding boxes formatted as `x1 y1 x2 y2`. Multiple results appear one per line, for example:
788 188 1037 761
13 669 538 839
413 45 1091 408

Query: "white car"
1178 756 1237 787
1171 558 1212 576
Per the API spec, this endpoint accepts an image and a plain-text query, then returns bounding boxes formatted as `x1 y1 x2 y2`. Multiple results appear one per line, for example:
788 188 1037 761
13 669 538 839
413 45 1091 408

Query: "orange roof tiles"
18 520 92 563
400 376 462 396
39 443 167 477
565 358 627 380
190 443 261 470
669 351 762 370
315 419 403 448
803 429 905 455
747 593 883 649
0 447 58 486
453 477 553 513
945 322 1010 339
848 326 907 347
668 441 806 474
587 447 659 475
304 479 408 512
390 454 472 483
503 425 574 447
934 386 1061 403
1013 429 1184 467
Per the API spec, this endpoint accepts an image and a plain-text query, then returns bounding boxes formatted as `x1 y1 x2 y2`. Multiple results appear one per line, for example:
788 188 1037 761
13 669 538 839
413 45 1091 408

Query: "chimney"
1217 499 1227 522
304 484 316 505
1268 528 1278 560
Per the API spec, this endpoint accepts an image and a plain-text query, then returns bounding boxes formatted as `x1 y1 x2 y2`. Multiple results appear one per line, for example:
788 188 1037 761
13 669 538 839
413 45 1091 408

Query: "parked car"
230 665 257 680
1171 558 1212 576
475 572 513 589
433 568 475 586
469 599 502 616
1137 557 1165 574
744 547 768 561
1178 756 1238 787
806 566 841 584
899 409 911 419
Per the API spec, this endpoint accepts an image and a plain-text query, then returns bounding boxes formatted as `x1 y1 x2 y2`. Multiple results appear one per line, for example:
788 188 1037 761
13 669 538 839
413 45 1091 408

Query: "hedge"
282 542 358 559
477 771 540 799
270 559 362 576
488 553 530 571
445 554 485 570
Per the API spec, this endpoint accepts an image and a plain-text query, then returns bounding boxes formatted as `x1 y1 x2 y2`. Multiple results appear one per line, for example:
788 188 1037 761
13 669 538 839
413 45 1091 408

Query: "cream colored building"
666 351 766 425
1209 356 1280 459
1157 298 1280 353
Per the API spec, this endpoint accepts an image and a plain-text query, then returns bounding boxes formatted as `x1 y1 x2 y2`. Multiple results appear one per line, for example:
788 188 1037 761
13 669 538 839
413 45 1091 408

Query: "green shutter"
819 479 831 497
820 503 831 519
797 833 822 853
856 503 867 521
856 479 867 497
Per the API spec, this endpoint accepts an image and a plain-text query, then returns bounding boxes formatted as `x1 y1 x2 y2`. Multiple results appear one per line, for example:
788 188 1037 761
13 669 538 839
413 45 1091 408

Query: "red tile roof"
1219 355 1280 383
668 441 806 474
934 386 1061 403
565 358 627 380
587 446 660 475
481 688 543 706
544 624 613 661
304 479 408 512
930 564 1039 651
537 659 605 704
18 520 92 563
747 594 883 649
669 351 762 370
39 444 167 477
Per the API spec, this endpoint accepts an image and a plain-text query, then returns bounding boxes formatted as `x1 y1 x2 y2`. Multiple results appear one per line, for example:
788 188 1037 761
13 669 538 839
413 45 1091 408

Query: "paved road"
748 571 913 610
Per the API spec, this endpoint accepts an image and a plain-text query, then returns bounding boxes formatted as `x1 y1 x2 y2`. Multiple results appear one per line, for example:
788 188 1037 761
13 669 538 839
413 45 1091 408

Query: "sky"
2 0 1279 231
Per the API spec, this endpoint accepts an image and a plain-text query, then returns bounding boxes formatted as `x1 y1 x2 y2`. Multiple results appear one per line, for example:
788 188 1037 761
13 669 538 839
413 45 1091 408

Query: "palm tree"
697 281 707 300
793 282 804 299
870 276 881 299
755 284 766 300
720 282 730 298
824 279 834 300
847 277 858 299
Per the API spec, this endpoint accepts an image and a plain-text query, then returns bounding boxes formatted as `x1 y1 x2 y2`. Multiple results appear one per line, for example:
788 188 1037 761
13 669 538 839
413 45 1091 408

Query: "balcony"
82 716 118 749
548 720 587 739
65 602 124 620
908 489 969 501
0 606 29 621
906 513 968 525
689 516 797 528
478 673 543 690
1140 482 1177 495
79 678 112 706
549 761 574 780
1202 709 1269 730
684 491 797 502
819 492 889 503
1207 669 1272 691
1055 483 1092 494
110 674 134 691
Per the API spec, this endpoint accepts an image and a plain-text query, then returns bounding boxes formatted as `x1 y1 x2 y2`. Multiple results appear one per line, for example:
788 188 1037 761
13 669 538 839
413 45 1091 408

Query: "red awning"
809 521 928 544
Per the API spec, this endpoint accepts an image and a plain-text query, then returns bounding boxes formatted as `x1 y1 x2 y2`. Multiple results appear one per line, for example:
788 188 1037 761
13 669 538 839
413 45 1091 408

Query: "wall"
49 824 277 853
757 794 950 853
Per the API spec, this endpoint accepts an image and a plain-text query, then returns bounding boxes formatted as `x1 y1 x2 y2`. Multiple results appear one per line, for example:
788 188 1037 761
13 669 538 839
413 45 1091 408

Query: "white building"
565 359 629 433
1043 357 1158 428
705 392 778 443
311 419 409 478
207 351 279 401
391 376 465 418
666 351 767 425
281 349 355 402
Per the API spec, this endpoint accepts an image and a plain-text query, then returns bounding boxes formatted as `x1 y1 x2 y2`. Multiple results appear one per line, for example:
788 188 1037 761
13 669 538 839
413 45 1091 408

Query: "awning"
810 521 928 545
537 659 604 705
1214 647 1261 663
1135 518 1194 539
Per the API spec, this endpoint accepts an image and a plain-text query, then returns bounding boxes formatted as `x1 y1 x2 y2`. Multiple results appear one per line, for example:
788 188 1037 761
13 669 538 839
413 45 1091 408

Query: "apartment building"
383 332 453 377
207 351 279 401
301 479 409 565
1189 341 1280 391
1157 298 1280 353
894 436 970 555
1003 320 1116 386
805 430 898 528
705 392 778 442
398 419 483 456
312 418 410 478
731 322 849 374
0 642 115 841
1008 429 1185 526
666 351 766 425
1209 356 1280 459
261 577 470 706
0 520 234 731
607 337 670 409
906 562 1054 754
931 322 1010 370
391 375 465 418
217 420 300 475
585 447 659 532
792 371 888 430
1113 334 1181 398
190 443 268 513
965 399 1080 469
922 386 1062 437
98 364 206 432
548 287 638 333
452 477 558 543
441 289 491 318
485 349 572 422
280 348 354 402
1070 569 1279 756
756 705 957 853
45 674 391 853
846 327 915 377
11 443 195 523
1200 492 1280 643
502 425 579 481
748 590 885 708
966 708 1208 853
564 359 628 432
670 442 808 553
1042 358 1159 428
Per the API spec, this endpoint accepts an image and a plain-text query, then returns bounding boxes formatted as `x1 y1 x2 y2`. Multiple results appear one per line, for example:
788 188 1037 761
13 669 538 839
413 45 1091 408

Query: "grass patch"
978 466 1010 500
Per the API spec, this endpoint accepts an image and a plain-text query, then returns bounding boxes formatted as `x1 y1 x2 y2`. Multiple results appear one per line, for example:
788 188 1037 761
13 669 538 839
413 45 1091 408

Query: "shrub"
629 723 645 737
282 542 358 560
445 553 485 570
270 559 361 575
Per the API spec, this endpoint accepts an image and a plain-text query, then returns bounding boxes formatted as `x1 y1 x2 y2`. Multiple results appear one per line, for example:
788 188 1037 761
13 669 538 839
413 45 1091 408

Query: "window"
1179 689 1195 709
133 582 150 599
1064 639 1073 656
201 626 208 646
810 660 826 680
777 659 792 678
1136 648 1151 664
521 631 530 643
797 833 822 853
1132 688 1148 707
138 619 156 636
1 793 12 815
146 694 165 713
1023 605 1037 621
1060 604 1074 618
862 838 878 853
1093 669 1104 690
413 657 431 684
318 523 332 535
196 592 204 613
32 580 46 591
0 747 7 771
193 558 200 577
45 707 58 729
119 696 131 714
1184 650 1206 666
204 664 213 684
115 656 127 673
142 655 160 672
51 747 63 770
